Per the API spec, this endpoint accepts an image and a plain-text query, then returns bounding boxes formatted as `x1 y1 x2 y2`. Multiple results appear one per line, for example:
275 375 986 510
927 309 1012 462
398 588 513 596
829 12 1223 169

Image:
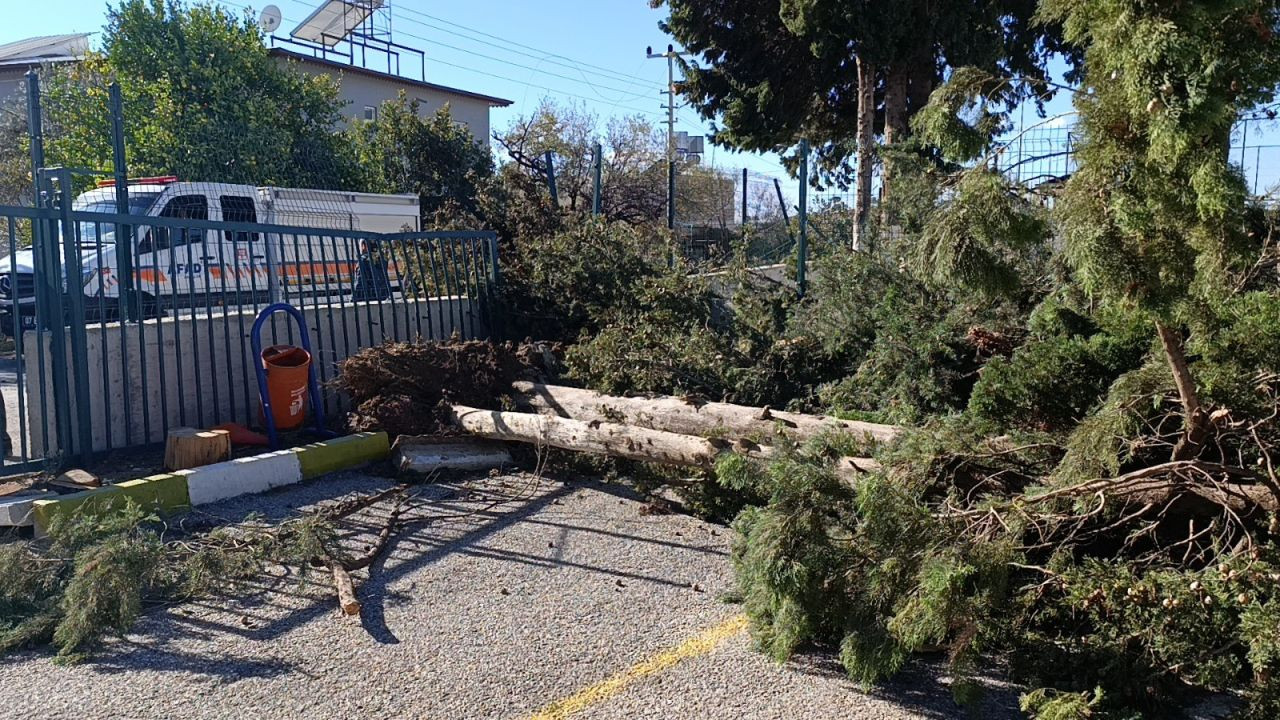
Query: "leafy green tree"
41 0 358 188
496 100 668 225
349 95 494 220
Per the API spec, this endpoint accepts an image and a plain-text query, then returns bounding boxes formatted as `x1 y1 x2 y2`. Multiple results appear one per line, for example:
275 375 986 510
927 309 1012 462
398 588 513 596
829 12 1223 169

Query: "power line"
273 0 658 92
387 4 658 88
378 30 656 102
214 0 664 117
421 54 663 117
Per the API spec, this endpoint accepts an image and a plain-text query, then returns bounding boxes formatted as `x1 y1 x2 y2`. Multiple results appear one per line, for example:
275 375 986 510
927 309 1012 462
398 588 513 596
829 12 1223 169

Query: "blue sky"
6 1 1276 199
0 0 807 187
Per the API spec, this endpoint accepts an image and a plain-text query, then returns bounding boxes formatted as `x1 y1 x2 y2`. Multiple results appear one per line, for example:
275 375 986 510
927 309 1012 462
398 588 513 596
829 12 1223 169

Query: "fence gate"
0 186 499 476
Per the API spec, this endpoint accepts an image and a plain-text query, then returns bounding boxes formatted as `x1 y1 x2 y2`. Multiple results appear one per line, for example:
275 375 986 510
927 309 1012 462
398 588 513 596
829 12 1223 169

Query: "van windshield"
75 192 161 247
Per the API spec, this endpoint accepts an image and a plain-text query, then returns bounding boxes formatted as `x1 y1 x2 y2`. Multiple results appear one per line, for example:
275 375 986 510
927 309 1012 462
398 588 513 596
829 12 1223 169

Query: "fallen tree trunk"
511 381 900 445
449 405 879 476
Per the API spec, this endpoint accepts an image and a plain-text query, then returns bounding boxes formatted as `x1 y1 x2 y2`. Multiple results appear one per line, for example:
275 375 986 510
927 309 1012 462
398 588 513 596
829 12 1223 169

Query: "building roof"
269 48 512 107
0 33 90 68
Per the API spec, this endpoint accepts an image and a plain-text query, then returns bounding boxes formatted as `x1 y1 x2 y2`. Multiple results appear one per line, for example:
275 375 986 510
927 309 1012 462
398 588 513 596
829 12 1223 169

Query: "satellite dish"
259 5 283 33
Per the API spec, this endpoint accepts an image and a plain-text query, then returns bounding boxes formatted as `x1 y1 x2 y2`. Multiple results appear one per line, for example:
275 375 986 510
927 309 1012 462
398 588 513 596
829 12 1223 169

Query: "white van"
0 177 421 332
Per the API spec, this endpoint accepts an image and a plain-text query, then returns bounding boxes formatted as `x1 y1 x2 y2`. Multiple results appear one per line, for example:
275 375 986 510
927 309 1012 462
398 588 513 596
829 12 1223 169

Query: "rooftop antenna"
258 5 283 34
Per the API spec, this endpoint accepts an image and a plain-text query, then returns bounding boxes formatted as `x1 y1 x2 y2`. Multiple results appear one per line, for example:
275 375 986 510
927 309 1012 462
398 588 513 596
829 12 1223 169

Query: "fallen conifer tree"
510 381 900 445
449 404 880 477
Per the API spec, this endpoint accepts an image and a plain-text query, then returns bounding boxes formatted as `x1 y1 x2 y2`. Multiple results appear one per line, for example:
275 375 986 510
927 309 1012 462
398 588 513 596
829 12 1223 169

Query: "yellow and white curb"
0 432 390 532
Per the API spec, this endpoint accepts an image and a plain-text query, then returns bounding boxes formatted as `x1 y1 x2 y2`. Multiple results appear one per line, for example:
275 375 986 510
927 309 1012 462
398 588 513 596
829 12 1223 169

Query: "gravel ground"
0 468 1019 719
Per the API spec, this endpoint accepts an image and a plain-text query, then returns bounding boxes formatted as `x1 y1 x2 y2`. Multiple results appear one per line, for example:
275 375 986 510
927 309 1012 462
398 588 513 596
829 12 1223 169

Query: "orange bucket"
260 344 311 431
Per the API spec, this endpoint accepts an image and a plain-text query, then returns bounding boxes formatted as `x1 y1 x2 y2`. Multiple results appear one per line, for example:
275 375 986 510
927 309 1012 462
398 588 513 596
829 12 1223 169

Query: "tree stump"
164 428 232 471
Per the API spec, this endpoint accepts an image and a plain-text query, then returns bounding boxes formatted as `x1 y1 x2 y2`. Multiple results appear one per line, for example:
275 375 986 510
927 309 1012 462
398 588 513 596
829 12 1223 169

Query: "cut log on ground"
511 381 901 445
449 405 879 477
395 437 513 474
330 562 360 616
164 428 231 471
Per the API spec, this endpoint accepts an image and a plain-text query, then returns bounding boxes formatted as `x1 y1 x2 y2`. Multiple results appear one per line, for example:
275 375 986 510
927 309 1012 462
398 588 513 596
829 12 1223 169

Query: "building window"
363 106 377 121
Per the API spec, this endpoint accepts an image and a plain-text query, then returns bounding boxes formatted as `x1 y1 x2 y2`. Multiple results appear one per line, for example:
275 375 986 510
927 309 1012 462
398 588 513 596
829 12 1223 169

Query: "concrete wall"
279 59 494 142
24 295 486 456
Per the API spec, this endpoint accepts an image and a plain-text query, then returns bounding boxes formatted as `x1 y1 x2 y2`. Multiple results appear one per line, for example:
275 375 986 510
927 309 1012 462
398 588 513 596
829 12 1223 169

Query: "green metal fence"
0 196 498 474
0 69 502 475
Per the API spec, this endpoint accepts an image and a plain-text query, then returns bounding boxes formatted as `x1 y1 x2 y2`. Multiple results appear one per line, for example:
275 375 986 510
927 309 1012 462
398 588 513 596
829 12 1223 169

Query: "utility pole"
646 44 689 236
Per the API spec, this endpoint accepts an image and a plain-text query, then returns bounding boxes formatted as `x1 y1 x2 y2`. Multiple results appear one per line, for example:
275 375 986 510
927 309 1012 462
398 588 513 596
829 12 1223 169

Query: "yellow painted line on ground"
526 614 749 720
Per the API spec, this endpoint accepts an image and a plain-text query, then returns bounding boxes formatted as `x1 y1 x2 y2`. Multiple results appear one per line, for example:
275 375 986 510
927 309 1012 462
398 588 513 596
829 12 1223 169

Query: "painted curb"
186 450 302 506
23 432 392 532
294 432 390 480
32 473 191 531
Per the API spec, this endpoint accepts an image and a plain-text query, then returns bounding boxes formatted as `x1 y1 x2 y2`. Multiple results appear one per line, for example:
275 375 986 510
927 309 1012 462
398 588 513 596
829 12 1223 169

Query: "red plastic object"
94 175 179 188
213 422 269 447
260 345 312 432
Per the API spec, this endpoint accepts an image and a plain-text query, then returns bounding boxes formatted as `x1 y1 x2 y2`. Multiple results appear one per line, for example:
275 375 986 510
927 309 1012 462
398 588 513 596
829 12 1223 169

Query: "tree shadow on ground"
785 648 1025 720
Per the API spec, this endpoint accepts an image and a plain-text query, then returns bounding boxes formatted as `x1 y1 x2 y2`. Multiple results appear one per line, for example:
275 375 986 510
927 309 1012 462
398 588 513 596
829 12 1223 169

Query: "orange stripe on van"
278 262 357 283
135 268 168 285
278 261 356 278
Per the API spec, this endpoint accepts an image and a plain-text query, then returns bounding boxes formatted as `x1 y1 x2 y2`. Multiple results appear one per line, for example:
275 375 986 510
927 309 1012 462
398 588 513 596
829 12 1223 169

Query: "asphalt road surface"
0 469 1021 720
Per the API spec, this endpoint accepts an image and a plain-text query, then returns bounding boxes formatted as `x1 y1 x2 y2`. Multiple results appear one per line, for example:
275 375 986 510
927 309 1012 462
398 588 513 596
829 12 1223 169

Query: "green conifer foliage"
1042 0 1280 458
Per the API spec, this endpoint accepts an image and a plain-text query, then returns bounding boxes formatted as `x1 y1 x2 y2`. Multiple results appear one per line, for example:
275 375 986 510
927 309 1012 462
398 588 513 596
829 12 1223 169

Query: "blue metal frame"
250 302 336 449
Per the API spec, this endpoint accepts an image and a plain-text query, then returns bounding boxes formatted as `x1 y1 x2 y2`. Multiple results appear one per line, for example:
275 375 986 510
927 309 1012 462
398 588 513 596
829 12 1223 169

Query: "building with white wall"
0 33 89 103
269 47 510 142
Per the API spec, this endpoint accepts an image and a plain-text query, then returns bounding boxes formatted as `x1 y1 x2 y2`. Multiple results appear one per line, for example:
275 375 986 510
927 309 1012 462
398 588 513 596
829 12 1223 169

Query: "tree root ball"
335 337 560 437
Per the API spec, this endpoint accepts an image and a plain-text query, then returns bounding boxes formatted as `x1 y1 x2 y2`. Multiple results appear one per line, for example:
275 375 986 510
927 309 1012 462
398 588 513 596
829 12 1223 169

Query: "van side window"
220 196 259 242
140 195 208 253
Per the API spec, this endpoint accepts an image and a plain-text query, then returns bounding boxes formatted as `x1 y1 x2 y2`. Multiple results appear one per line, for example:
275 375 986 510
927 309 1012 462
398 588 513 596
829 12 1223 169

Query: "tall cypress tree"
654 0 1059 245
1040 0 1280 459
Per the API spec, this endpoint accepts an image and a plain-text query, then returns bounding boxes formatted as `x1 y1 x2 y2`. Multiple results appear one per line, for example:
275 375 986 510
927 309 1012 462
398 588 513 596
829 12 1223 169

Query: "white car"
0 178 421 333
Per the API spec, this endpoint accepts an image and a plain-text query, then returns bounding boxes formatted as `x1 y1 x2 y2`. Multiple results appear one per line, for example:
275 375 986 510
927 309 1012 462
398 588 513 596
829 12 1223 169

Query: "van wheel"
139 292 165 320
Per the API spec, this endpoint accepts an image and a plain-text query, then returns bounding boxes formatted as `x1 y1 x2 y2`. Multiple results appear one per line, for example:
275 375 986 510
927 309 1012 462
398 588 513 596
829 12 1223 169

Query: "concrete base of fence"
186 450 303 506
23 431 390 533
25 295 482 457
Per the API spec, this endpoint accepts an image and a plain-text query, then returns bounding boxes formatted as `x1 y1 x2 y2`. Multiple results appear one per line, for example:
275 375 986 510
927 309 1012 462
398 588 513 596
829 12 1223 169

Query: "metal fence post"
773 178 794 244
26 72 43 207
55 169 94 465
484 231 501 340
109 81 137 447
797 140 809 299
110 82 136 321
741 168 748 241
27 73 73 460
592 143 603 216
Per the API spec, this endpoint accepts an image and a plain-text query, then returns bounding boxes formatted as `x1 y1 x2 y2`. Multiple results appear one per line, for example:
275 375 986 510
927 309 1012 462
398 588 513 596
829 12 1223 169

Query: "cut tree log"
164 428 232 471
511 381 900 446
330 562 361 616
449 405 879 477
395 437 512 474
